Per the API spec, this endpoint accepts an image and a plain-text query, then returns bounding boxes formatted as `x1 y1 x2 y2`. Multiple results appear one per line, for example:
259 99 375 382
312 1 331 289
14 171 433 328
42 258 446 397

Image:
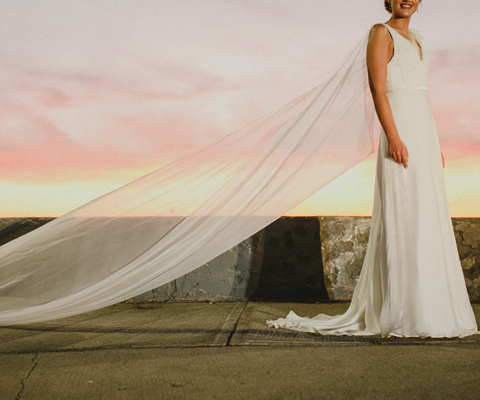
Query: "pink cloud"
0 102 71 150
1 1 479 217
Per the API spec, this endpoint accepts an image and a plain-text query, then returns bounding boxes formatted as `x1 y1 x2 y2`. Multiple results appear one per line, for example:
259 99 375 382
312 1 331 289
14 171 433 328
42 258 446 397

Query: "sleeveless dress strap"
380 23 395 38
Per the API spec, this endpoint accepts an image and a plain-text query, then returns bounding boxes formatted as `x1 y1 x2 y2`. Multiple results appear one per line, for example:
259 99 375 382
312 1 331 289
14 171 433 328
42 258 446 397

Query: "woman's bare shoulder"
368 24 393 49
367 24 394 61
369 23 390 38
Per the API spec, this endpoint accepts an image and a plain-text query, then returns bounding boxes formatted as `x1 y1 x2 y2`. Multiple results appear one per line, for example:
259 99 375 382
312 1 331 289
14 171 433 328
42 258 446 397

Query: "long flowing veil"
0 30 375 325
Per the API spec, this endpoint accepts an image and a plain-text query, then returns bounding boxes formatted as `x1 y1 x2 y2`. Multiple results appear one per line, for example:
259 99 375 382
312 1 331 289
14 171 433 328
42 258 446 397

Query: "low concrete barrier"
1 216 479 302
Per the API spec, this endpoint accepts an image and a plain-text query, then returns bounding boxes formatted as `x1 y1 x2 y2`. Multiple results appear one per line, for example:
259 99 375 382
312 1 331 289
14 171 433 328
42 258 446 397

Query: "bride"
0 1 477 337
268 0 478 338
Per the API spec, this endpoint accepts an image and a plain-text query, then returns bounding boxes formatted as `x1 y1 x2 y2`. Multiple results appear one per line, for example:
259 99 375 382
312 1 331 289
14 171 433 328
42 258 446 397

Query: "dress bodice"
381 23 430 95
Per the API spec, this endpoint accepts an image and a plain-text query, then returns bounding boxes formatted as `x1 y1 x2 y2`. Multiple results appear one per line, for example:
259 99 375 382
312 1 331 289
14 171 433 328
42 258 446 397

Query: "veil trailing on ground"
0 30 375 325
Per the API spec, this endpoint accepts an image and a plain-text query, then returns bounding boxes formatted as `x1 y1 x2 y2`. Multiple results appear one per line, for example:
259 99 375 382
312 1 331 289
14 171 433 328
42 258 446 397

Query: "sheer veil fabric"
0 31 377 325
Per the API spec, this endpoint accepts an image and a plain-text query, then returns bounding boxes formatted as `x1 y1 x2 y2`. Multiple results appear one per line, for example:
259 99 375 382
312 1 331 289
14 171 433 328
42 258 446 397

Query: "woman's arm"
367 24 409 169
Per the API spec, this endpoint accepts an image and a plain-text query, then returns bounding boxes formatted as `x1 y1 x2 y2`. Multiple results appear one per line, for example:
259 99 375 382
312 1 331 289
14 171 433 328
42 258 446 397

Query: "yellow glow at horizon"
2 156 479 218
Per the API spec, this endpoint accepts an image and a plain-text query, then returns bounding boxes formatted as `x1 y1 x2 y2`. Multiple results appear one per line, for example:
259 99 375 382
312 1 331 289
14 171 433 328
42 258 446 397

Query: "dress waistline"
386 86 428 95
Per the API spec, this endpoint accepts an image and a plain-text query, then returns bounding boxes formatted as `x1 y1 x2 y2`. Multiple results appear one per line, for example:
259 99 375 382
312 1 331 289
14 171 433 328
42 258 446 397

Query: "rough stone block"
453 218 480 302
320 216 480 302
319 217 371 301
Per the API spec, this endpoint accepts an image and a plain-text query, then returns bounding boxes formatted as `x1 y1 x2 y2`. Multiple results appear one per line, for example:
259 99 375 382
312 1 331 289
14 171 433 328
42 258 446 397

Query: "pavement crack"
225 301 247 346
15 352 38 400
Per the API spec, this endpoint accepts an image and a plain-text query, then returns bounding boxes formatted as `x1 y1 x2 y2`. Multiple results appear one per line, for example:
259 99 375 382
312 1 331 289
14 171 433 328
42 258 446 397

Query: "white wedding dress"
267 24 478 338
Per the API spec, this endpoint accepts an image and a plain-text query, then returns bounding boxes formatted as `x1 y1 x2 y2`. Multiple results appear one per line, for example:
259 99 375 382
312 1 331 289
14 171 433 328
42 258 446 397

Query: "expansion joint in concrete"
15 352 38 400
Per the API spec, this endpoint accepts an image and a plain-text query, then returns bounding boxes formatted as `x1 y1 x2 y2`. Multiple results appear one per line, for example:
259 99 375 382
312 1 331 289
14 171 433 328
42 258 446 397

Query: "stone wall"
453 219 480 301
1 216 479 302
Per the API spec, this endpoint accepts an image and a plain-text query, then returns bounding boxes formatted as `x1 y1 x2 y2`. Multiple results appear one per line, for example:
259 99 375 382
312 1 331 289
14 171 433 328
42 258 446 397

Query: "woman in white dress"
0 2 477 333
267 0 479 337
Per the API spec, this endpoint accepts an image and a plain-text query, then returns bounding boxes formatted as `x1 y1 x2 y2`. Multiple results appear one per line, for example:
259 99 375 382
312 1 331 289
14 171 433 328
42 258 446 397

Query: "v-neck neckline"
385 24 424 62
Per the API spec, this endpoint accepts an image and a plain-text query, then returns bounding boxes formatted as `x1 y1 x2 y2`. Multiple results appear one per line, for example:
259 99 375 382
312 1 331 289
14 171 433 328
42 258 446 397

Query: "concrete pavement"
1 302 479 399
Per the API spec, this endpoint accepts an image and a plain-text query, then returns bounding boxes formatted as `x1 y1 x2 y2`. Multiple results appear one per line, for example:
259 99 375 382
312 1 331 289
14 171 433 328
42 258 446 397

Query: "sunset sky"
1 0 479 217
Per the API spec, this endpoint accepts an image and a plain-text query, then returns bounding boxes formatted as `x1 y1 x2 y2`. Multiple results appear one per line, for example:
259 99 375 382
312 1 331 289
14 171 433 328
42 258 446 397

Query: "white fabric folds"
0 31 375 325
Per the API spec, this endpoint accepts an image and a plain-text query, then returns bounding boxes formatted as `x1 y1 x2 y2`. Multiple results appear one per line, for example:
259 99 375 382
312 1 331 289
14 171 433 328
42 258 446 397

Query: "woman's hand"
388 137 409 169
441 152 445 168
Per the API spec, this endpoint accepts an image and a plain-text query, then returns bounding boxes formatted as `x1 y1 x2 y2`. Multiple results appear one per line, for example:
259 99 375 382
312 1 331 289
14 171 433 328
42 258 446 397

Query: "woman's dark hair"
384 1 392 13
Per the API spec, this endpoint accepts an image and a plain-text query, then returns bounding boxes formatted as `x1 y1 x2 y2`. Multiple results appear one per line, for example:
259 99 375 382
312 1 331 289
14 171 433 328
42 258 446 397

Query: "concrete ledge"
134 231 265 302
1 216 479 302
